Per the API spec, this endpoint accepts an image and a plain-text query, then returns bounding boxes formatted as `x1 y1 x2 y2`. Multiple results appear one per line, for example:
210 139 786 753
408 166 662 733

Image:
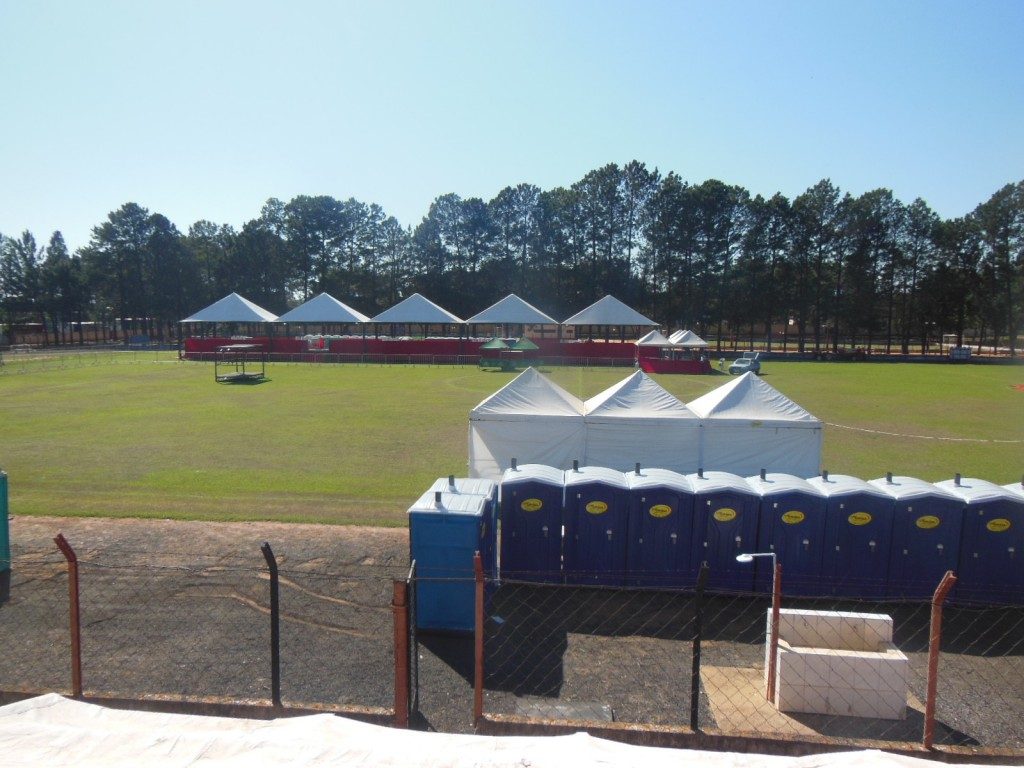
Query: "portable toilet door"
686 470 759 593
624 467 694 588
747 473 828 597
807 473 894 598
868 475 963 600
563 466 630 586
937 476 1024 605
498 464 565 583
407 490 488 632
429 476 498 577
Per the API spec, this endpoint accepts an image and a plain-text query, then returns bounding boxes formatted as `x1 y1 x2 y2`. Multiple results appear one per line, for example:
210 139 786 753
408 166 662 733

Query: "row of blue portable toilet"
498 464 1024 604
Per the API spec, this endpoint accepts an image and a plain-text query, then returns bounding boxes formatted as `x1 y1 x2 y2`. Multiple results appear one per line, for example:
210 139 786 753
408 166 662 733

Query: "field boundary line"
826 422 1023 444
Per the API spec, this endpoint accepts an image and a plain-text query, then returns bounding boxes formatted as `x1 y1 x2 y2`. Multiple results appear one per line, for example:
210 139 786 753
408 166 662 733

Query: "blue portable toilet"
563 466 630 586
499 463 565 582
428 476 498 576
937 476 1024 604
408 490 488 632
747 472 828 597
686 470 759 593
624 467 694 587
807 472 894 598
868 475 963 600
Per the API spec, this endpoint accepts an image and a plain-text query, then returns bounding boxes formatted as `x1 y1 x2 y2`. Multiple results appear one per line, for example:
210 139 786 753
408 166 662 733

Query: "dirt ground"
2 516 1022 748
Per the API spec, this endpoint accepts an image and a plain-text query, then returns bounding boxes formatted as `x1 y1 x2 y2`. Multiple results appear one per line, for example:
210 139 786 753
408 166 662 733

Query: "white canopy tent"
468 367 586 479
636 329 674 347
561 295 657 327
465 294 558 326
181 292 278 323
582 370 701 473
688 372 823 478
275 292 370 324
669 329 709 347
370 293 464 325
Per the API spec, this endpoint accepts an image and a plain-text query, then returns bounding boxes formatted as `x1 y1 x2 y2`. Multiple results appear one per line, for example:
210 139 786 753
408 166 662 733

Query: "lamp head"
735 553 754 563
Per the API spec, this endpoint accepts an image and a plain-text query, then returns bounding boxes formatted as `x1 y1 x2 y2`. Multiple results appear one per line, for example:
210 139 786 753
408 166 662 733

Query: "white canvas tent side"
688 372 822 478
582 370 701 473
468 368 585 480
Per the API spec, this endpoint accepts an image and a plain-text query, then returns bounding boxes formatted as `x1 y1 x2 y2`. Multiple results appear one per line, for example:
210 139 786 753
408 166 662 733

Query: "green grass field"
1 353 1021 526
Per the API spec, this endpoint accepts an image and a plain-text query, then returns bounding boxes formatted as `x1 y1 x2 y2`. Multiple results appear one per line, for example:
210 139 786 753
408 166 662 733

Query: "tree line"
1 161 1021 355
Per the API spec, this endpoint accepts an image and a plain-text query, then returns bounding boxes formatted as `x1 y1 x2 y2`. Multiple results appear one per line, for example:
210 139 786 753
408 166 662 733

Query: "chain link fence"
478 571 1024 751
0 538 405 713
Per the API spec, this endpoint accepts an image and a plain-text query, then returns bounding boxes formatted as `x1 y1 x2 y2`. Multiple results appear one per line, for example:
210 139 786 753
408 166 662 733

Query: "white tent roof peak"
370 293 463 324
465 294 557 325
181 292 278 323
669 330 709 347
687 372 819 424
584 370 698 421
470 367 584 419
636 330 674 347
275 292 370 324
561 295 657 327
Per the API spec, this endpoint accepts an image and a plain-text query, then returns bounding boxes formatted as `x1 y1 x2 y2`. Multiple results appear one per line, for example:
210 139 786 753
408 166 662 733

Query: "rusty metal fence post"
473 551 484 726
924 570 957 750
260 542 281 707
392 578 410 728
53 533 82 698
690 561 709 730
766 561 782 704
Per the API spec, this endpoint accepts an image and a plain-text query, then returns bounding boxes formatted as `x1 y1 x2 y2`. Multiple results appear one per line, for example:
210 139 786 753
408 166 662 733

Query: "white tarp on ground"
687 372 823 478
582 370 701 473
465 294 558 325
275 293 371 324
371 293 464 324
181 293 278 323
468 368 586 479
0 694 1007 768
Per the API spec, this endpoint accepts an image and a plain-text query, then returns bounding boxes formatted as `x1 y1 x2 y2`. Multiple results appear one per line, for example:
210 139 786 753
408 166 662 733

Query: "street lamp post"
737 551 781 704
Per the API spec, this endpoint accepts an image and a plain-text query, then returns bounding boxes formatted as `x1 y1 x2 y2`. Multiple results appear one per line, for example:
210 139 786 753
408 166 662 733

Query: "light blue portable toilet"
563 465 630 586
498 463 565 583
937 475 1024 605
747 472 828 597
868 474 963 600
686 470 759 593
624 466 694 587
408 490 488 632
428 475 498 576
808 472 894 598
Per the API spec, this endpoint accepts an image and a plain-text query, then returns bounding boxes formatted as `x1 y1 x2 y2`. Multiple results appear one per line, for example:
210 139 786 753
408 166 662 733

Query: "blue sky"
1 0 1022 252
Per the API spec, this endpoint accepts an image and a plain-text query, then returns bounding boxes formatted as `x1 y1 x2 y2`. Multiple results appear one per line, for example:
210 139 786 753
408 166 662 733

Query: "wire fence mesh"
0 539 405 711
479 572 1024 750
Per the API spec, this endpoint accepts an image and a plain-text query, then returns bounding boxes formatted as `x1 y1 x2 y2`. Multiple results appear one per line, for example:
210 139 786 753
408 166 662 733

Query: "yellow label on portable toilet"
781 510 805 525
520 498 543 512
585 501 608 515
848 511 873 526
713 507 736 522
987 518 1011 533
649 504 673 519
916 515 941 530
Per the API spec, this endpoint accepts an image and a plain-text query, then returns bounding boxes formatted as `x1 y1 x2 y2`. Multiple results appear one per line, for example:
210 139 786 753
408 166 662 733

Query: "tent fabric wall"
468 368 586 479
469 369 823 482
687 372 823 478
582 370 701 473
